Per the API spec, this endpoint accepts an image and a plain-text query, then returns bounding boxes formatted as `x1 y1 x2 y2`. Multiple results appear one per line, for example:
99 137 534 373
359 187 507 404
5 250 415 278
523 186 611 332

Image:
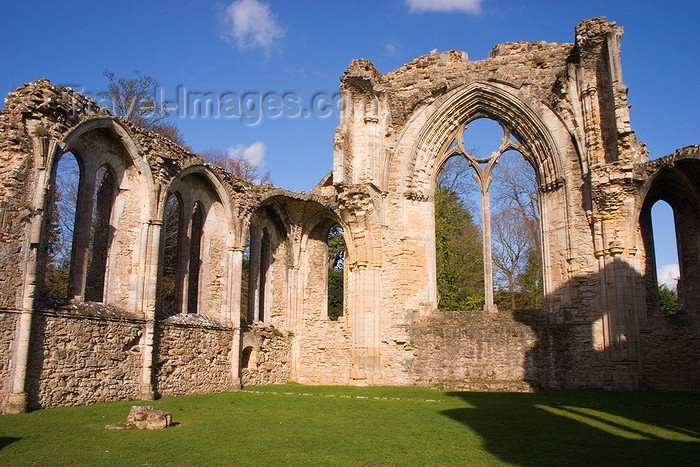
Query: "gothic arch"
160 165 233 321
38 117 155 312
638 157 700 313
396 81 565 198
385 81 573 307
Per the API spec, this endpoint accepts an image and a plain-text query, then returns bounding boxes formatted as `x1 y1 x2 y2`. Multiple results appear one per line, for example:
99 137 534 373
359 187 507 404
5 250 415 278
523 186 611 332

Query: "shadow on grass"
0 437 21 450
442 391 700 466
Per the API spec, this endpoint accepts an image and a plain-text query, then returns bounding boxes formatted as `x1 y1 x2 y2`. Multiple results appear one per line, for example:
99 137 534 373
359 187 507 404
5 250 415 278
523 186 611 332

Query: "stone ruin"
1 18 698 413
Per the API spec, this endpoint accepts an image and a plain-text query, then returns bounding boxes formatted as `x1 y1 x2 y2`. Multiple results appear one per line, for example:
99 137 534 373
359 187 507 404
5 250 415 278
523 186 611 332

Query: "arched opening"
641 160 700 316
241 346 255 369
650 200 680 314
434 116 542 311
327 224 345 320
160 193 182 316
84 165 116 302
43 152 119 303
241 230 251 322
43 151 80 299
258 229 270 322
187 202 205 314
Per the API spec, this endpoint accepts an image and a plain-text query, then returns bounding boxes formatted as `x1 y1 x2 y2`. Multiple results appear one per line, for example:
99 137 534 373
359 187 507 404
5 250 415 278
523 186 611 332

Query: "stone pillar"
68 166 97 301
139 320 156 400
479 181 496 313
7 155 52 413
6 309 32 413
229 246 243 389
138 219 162 400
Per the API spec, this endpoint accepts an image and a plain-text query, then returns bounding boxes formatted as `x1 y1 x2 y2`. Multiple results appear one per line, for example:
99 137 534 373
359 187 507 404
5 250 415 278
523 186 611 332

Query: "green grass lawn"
1 385 699 466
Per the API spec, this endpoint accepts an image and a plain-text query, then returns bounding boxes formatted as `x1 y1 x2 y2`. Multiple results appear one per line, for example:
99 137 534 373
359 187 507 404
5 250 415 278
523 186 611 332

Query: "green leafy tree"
434 179 484 311
327 225 345 320
658 284 680 314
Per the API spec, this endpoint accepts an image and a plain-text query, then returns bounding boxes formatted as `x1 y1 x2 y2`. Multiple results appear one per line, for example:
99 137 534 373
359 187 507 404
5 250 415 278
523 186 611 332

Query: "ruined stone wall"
240 324 292 386
155 314 234 397
408 310 553 391
24 306 143 409
0 312 18 409
640 315 700 391
2 18 700 413
294 230 352 384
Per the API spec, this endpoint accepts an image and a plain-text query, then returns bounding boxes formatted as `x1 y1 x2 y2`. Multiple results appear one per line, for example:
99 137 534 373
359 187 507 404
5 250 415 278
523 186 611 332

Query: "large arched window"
257 228 270 322
641 159 700 316
160 193 182 316
85 165 116 302
44 151 79 299
650 200 680 313
43 153 117 303
434 155 483 310
434 117 542 311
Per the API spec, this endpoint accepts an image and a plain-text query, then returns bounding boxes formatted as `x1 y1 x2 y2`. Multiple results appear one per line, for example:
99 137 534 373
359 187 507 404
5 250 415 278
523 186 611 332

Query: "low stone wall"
0 311 19 410
641 313 700 391
25 306 143 410
240 324 292 386
408 310 553 391
155 314 234 397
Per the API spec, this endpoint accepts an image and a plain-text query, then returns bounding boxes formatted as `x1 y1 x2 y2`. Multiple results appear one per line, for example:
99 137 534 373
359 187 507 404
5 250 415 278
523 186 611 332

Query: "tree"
43 153 79 298
492 206 534 310
658 284 680 314
434 155 484 311
327 225 345 320
491 154 543 309
101 70 188 147
200 147 271 185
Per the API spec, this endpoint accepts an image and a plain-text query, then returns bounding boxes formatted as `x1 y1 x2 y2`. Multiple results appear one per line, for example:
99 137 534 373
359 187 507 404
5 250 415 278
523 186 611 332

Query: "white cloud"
385 42 401 55
657 264 680 290
227 141 266 168
406 0 482 14
219 0 285 53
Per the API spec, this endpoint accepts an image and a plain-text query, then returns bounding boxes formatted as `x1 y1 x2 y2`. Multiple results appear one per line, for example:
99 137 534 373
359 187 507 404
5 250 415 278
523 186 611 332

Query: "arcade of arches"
0 17 698 413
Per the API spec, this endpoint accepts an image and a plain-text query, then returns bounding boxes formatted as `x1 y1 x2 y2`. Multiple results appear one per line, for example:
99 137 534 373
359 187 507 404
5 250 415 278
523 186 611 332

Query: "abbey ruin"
1 17 698 413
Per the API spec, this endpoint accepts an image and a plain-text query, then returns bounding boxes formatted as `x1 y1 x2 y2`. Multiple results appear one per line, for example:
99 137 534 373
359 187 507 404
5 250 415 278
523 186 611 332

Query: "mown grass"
1 384 699 466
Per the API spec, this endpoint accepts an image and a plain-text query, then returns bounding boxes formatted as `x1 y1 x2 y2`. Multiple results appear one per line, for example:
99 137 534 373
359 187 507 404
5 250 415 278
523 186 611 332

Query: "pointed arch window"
43 154 117 303
435 117 543 311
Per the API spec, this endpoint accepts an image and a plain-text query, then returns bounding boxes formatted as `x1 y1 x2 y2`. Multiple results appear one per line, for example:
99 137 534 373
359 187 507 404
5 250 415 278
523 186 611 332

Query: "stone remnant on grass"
124 406 172 430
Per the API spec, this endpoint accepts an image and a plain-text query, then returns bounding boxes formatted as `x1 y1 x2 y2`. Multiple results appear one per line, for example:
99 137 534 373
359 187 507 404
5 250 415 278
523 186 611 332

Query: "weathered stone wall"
155 314 234 397
295 230 352 384
240 324 292 386
408 310 553 391
25 305 143 409
0 312 19 409
640 314 700 391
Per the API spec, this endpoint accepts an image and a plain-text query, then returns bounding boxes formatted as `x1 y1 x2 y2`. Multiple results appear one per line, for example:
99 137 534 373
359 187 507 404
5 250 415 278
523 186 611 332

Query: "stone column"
229 246 243 389
7 151 53 413
138 219 162 400
479 180 496 313
68 166 97 301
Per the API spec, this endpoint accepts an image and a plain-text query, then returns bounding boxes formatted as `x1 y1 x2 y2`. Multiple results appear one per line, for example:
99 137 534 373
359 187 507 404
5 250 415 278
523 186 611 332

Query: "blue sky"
1 0 697 276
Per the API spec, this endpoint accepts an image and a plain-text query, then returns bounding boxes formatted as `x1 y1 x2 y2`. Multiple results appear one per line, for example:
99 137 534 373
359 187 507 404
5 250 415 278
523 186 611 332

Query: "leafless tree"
200 147 271 185
101 70 188 148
